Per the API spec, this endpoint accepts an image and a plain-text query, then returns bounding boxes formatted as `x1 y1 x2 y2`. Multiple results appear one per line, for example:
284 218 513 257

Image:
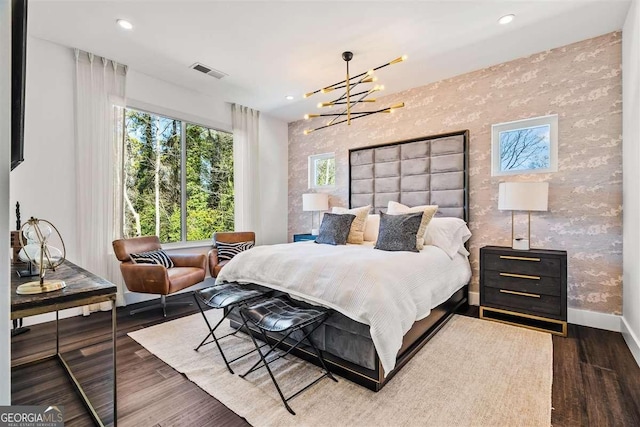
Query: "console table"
11 260 118 427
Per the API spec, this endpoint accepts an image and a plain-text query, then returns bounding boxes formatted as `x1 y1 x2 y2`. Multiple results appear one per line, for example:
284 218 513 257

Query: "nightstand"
293 233 317 242
480 246 567 336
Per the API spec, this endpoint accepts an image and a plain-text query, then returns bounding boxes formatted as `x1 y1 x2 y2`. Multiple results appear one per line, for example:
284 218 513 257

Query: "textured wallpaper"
288 32 622 315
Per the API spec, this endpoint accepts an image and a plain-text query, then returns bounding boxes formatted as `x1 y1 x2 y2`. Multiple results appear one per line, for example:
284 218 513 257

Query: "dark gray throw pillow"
375 212 423 252
315 213 356 245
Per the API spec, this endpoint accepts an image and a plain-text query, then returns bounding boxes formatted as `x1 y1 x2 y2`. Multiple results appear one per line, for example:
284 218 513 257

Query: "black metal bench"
239 296 338 415
193 282 270 374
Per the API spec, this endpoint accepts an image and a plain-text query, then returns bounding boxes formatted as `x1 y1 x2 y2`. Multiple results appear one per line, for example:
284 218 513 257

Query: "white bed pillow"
331 205 371 244
387 201 438 250
423 217 472 259
363 214 380 242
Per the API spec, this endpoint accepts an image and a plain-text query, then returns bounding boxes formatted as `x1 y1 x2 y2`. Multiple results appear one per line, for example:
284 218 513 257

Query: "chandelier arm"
308 69 372 97
327 106 349 126
305 55 406 98
309 105 396 133
329 74 372 103
327 85 375 125
332 100 376 105
346 60 351 124
322 56 403 92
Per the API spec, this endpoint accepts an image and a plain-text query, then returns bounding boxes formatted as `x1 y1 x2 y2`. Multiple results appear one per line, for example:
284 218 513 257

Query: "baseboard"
472 292 621 332
567 308 621 332
468 291 479 306
621 317 640 368
21 307 84 327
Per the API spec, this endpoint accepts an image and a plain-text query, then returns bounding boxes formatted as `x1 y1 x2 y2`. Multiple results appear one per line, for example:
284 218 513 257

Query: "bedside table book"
293 233 317 242
480 245 567 336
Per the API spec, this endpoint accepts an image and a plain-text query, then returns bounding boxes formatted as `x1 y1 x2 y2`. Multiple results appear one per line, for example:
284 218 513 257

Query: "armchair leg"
129 294 193 317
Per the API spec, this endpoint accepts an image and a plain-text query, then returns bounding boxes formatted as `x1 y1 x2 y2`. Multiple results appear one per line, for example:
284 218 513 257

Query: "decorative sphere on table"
17 217 67 295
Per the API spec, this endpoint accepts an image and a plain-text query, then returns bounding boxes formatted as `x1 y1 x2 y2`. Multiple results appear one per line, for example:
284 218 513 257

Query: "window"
122 107 234 243
491 114 558 176
308 152 335 189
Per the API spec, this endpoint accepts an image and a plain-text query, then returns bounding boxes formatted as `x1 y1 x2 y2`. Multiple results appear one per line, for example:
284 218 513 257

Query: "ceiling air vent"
189 62 228 79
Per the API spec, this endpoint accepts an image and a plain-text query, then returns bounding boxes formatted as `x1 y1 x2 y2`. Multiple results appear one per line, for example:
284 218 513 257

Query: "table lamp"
302 193 329 235
498 182 549 250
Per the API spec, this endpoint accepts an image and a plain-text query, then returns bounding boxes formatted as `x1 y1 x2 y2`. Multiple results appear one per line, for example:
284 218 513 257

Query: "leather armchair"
113 236 207 316
208 231 255 277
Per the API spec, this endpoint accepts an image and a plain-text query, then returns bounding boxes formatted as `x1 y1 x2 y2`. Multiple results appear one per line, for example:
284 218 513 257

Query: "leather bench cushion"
228 310 377 370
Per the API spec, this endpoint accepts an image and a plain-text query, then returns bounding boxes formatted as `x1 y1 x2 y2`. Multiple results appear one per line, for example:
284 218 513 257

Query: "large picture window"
122 107 234 243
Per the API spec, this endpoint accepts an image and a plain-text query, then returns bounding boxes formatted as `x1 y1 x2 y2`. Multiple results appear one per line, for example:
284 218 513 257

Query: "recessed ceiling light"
286 95 294 100
498 14 515 25
117 19 133 30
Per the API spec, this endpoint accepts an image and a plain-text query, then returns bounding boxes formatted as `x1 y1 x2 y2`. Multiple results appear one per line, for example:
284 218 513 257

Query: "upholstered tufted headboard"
349 130 469 221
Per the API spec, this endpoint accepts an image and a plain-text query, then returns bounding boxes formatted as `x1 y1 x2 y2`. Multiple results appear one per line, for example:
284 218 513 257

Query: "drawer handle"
500 272 540 280
500 289 541 298
500 255 541 262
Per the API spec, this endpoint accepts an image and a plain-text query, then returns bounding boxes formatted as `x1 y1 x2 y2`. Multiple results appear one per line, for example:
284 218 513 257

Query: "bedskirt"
227 285 468 390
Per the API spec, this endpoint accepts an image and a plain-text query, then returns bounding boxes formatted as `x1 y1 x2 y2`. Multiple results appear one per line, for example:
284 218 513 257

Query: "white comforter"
216 241 471 375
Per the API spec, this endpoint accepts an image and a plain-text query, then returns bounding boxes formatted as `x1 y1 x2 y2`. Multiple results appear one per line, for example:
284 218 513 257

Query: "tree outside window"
309 153 335 189
122 108 234 243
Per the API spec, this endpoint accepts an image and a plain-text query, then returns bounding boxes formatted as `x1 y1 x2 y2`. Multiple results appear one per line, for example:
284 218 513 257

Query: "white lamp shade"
302 193 329 211
498 182 549 212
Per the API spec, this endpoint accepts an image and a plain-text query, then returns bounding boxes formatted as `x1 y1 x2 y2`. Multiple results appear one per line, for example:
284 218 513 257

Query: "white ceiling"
29 0 631 122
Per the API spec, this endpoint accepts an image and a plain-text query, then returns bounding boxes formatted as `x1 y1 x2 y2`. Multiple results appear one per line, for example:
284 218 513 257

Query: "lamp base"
16 280 66 295
512 238 530 251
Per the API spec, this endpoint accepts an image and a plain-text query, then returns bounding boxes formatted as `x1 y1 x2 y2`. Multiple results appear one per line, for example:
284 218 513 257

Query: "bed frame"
231 130 470 391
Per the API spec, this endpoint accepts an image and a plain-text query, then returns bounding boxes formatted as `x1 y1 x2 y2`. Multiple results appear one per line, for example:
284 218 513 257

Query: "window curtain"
74 49 127 314
231 104 261 241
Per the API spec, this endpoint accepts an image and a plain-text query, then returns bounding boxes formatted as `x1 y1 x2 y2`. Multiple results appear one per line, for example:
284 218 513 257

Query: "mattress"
216 241 471 375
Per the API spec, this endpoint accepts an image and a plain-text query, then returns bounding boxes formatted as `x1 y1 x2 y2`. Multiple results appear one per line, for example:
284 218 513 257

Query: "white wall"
127 69 232 132
623 0 640 366
0 0 12 405
259 113 288 245
10 36 290 318
9 37 77 259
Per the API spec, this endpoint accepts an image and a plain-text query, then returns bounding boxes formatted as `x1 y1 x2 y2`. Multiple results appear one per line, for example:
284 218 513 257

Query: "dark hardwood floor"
11 295 250 427
11 297 640 426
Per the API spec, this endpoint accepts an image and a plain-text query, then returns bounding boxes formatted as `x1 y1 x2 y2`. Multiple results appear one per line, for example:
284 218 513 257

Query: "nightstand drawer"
483 287 562 319
483 270 561 296
483 253 561 277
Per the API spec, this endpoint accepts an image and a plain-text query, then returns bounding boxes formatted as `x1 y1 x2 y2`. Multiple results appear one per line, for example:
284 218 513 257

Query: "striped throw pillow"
129 249 174 268
216 240 255 261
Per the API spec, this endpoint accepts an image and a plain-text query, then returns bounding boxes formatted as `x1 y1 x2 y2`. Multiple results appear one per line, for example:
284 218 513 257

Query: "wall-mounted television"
11 0 27 170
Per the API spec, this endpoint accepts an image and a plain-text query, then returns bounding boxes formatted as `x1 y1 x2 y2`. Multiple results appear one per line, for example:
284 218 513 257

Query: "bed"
219 130 470 391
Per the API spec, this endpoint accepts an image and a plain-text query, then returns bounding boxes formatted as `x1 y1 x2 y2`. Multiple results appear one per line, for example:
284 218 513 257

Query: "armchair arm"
120 263 170 295
170 253 207 270
208 249 219 277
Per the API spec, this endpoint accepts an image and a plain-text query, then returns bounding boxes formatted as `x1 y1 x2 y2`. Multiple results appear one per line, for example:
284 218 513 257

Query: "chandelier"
303 51 407 135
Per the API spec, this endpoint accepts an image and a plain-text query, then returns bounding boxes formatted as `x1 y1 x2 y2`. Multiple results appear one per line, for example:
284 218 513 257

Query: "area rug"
128 311 552 427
